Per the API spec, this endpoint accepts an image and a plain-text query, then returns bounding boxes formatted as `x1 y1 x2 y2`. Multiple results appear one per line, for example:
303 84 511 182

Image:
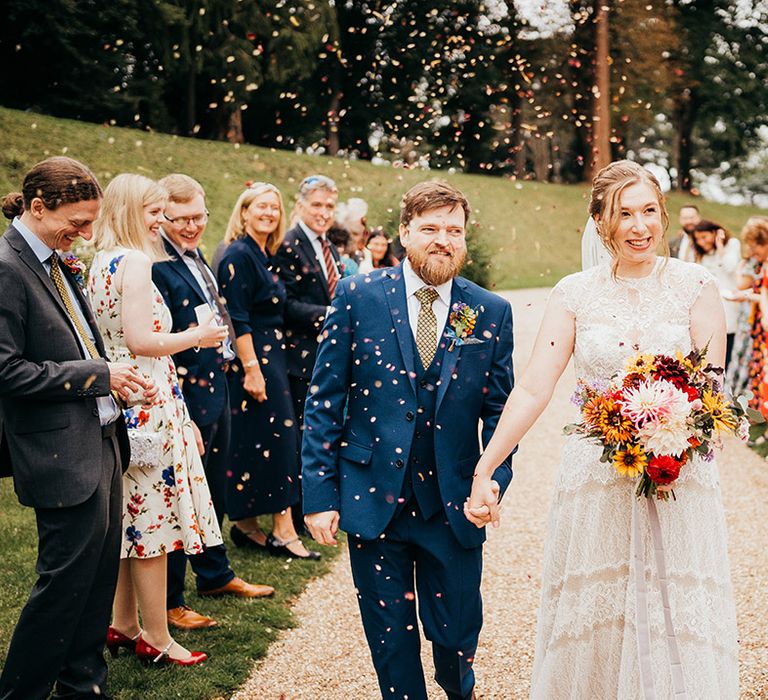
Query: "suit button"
405 411 414 421
395 459 404 468
92 408 99 417
420 380 428 388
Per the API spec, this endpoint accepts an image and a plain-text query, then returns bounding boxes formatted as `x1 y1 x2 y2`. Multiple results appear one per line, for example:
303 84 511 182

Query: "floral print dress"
89 248 222 558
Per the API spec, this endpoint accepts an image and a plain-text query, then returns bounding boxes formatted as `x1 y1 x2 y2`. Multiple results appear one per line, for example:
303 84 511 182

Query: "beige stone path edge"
233 288 768 700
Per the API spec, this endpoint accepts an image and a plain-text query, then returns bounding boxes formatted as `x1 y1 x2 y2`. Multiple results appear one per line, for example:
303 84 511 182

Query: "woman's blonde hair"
588 160 670 274
224 182 286 255
741 216 768 247
92 174 168 261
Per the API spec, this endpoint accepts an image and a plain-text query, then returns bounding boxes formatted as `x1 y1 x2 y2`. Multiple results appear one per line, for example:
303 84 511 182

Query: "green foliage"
1 107 764 291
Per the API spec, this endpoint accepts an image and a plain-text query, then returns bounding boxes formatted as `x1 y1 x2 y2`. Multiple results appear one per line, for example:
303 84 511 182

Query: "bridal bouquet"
566 346 753 500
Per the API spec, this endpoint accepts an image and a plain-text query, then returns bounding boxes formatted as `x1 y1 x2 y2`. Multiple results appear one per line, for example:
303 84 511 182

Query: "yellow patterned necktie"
414 286 440 368
49 253 100 359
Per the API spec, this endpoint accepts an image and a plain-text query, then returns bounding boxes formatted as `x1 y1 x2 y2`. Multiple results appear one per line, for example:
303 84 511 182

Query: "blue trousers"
166 403 234 607
348 501 483 700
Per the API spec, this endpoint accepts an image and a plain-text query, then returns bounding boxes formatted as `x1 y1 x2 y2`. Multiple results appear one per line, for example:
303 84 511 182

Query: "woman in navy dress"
218 183 319 560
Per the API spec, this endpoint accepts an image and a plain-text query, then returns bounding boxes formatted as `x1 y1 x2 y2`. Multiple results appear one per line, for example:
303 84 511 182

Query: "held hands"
107 362 155 403
305 510 340 546
464 476 501 529
138 377 159 407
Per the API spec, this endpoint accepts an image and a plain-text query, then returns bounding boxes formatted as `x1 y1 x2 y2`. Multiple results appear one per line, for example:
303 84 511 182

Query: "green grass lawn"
1 107 764 289
0 478 341 700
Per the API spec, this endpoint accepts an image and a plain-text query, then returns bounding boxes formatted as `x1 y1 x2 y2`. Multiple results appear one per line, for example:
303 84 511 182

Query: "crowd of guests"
0 156 407 698
669 204 768 419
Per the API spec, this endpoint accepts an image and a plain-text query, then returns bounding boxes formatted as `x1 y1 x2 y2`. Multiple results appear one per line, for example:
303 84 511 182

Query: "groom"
302 181 514 699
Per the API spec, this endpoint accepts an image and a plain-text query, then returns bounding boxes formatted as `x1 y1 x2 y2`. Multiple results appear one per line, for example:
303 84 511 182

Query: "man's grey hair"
298 174 338 201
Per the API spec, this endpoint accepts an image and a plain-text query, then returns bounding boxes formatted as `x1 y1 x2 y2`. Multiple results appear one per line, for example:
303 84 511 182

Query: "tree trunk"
674 88 698 191
185 66 196 136
590 1 611 177
226 108 244 144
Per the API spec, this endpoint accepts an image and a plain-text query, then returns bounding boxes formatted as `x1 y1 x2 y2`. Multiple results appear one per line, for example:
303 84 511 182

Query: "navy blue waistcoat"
400 336 444 519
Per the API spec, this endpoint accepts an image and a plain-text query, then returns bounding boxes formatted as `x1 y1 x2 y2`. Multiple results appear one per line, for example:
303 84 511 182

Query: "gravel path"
234 288 768 700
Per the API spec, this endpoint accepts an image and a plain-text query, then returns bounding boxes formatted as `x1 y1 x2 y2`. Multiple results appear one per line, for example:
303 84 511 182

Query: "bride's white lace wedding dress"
530 257 739 699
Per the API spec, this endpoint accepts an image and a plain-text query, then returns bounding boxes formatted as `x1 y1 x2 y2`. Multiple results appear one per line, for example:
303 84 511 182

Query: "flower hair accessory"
61 254 86 289
446 302 484 351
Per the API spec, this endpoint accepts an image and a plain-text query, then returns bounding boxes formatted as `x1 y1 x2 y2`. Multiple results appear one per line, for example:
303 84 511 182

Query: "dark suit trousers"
0 433 122 700
166 401 234 607
348 501 483 700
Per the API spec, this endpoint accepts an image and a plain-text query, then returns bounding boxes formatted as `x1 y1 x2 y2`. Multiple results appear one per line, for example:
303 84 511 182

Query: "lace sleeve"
552 269 596 316
670 259 718 310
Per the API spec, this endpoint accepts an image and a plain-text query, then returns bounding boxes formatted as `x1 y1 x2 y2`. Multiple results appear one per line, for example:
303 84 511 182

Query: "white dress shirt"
13 217 120 425
402 259 452 351
162 232 235 361
298 219 342 281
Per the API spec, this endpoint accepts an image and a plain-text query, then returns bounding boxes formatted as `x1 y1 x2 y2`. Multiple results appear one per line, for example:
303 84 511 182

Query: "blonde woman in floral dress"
89 174 227 666
467 161 738 698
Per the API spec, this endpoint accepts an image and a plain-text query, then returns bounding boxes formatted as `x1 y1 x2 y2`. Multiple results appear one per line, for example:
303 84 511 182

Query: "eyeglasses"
164 210 209 227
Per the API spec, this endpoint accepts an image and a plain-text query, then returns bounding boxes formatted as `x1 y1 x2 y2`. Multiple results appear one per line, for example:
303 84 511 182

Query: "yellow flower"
594 398 634 444
625 354 656 375
612 443 647 478
701 390 738 432
675 350 700 373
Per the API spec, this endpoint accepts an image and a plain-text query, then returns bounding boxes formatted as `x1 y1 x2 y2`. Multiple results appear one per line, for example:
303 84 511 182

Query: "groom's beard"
407 244 466 286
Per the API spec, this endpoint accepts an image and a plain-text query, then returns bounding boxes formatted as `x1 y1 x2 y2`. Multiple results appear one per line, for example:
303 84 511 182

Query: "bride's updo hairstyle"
589 160 670 274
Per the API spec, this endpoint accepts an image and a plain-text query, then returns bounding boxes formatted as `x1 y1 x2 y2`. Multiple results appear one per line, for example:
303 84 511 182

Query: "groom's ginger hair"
400 181 470 227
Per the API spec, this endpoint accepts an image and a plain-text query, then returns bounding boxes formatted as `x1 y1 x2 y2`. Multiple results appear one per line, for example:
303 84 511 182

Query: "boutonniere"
446 302 484 351
61 253 86 289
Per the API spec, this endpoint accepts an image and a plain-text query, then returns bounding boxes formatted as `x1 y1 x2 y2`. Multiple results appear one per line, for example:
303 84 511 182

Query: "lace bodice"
554 257 716 385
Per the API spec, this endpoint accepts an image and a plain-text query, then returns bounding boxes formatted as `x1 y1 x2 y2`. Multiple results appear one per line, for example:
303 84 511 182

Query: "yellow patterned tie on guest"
414 286 440 368
49 253 100 359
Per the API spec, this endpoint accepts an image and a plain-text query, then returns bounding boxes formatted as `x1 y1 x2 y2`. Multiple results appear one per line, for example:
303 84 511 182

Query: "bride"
466 160 738 698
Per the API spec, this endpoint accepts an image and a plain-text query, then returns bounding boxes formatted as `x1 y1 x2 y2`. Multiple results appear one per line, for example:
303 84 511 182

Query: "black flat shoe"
230 524 268 550
266 534 321 560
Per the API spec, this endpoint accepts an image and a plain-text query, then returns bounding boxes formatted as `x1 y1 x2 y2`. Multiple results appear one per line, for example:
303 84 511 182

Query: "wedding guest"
153 174 275 631
273 175 341 531
672 204 701 260
0 157 153 700
218 183 319 559
337 196 372 269
90 173 226 666
735 216 768 417
690 219 742 366
327 225 359 277
365 228 400 270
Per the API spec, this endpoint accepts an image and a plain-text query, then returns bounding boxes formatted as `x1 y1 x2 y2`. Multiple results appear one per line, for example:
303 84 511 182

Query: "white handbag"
127 429 164 470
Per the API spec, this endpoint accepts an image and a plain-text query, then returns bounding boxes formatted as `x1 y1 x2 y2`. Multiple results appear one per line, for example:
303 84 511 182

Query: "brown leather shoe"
197 576 275 598
167 605 218 629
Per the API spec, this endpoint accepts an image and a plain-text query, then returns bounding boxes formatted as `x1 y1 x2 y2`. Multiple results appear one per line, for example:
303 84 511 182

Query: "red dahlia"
647 455 683 485
651 356 689 389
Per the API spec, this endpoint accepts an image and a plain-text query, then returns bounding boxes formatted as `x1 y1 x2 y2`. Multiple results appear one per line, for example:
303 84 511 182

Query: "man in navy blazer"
302 181 514 700
152 175 273 631
273 174 341 529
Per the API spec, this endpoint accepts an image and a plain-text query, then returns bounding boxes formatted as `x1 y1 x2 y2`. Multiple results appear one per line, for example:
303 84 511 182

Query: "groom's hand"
464 478 501 529
305 510 340 546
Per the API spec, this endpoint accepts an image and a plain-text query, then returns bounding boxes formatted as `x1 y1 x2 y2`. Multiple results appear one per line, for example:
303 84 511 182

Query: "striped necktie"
319 235 339 298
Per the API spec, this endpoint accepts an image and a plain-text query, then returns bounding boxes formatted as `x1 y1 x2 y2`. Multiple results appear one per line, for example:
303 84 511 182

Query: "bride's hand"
464 476 501 529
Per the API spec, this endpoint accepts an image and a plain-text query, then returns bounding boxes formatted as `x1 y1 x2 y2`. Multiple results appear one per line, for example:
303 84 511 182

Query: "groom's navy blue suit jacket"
302 267 514 549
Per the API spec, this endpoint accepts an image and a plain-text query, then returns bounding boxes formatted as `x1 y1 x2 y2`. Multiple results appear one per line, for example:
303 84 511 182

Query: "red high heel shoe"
106 627 141 658
134 635 208 666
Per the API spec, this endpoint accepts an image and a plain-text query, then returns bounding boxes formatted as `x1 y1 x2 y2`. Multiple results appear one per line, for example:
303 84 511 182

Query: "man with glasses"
273 175 342 530
152 174 274 633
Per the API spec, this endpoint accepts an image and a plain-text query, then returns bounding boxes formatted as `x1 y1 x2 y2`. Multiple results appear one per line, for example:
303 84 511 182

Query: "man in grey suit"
0 157 154 700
